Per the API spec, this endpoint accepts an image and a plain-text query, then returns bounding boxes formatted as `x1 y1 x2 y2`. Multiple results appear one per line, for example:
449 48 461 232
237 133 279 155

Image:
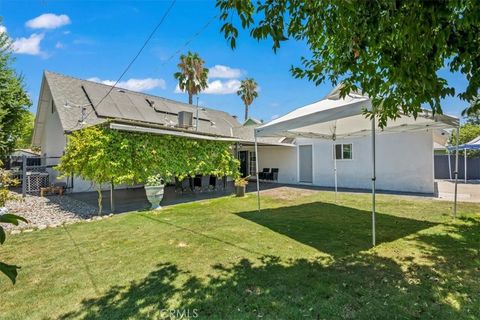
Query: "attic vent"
178 111 193 128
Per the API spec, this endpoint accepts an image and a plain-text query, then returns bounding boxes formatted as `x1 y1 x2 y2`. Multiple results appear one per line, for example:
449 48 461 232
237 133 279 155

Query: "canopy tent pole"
447 148 452 180
254 130 260 212
453 127 459 218
371 116 376 247
110 181 115 213
334 143 338 203
333 121 338 202
464 149 467 183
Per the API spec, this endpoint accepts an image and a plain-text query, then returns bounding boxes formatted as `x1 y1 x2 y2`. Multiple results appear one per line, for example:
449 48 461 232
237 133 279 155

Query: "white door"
299 145 313 183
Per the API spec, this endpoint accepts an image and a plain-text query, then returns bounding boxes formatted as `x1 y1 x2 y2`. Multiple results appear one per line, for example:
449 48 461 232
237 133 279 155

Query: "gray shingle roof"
44 71 243 137
40 71 287 145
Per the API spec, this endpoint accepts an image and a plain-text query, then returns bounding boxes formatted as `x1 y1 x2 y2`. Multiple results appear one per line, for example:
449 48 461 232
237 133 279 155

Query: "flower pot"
145 185 165 209
235 185 246 197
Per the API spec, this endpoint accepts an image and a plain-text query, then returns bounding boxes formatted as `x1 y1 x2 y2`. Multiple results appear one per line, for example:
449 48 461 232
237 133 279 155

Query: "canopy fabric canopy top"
253 86 459 247
448 135 480 151
256 87 458 139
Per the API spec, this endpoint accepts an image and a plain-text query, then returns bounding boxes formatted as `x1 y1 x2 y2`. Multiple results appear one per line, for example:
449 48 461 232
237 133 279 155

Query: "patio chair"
193 175 202 191
267 168 279 181
259 168 270 180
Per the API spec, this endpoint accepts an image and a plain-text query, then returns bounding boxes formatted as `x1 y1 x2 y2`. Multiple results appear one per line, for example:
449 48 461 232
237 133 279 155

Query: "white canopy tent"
253 87 459 246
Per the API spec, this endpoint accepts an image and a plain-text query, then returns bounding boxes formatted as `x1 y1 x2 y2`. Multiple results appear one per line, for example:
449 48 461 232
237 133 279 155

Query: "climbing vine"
57 125 240 190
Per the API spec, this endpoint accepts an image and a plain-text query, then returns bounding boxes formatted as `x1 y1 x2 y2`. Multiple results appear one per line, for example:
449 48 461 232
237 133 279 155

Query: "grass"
0 190 479 319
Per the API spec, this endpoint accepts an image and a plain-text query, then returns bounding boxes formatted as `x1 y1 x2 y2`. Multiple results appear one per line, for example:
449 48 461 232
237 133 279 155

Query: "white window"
334 143 353 160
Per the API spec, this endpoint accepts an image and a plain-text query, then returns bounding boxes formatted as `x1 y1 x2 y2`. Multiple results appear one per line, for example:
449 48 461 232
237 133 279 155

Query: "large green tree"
15 112 34 149
216 0 480 126
0 22 31 157
237 78 259 121
174 52 209 104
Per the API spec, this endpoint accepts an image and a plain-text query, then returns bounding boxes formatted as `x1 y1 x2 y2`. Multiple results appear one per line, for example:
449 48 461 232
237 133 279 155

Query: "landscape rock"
3 192 98 231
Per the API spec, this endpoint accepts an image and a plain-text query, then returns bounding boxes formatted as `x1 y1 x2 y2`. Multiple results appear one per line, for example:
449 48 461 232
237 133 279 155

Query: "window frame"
333 143 353 160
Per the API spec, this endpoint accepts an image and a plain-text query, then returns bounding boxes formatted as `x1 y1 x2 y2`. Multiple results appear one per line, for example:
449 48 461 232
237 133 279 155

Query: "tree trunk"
188 93 193 105
244 104 249 122
97 188 102 215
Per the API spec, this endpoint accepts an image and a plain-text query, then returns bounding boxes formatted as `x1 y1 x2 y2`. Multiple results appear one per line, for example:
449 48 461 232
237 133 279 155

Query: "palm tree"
174 52 209 104
237 78 259 121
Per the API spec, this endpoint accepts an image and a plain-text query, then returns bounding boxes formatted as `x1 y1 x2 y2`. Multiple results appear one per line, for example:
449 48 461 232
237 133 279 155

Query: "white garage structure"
253 87 459 246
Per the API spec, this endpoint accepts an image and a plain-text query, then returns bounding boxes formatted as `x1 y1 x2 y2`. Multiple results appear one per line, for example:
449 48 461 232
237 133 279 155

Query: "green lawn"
1 190 479 319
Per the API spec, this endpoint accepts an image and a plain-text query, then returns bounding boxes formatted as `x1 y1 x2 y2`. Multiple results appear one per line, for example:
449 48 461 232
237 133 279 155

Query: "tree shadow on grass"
59 263 182 320
59 218 479 319
236 202 437 257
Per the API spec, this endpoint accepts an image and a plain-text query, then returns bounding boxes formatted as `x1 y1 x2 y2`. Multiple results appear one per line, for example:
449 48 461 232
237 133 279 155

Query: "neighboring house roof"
32 71 287 146
11 149 41 157
243 117 262 126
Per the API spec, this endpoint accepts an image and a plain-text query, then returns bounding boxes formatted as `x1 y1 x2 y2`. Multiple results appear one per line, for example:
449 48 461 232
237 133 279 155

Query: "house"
10 149 41 158
32 71 292 192
33 71 453 195
242 117 262 126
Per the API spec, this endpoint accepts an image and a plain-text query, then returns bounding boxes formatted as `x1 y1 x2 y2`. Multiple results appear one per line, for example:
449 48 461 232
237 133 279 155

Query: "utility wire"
89 0 176 112
149 14 218 76
79 12 218 128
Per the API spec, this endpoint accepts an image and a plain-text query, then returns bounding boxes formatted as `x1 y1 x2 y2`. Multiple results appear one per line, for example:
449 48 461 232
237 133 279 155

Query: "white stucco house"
33 71 457 195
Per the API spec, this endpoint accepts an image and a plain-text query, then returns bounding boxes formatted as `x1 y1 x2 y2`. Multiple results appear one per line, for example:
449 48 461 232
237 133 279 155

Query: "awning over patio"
253 85 460 247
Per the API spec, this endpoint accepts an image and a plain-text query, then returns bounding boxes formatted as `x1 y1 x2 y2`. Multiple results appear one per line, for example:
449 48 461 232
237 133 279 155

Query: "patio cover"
253 86 459 246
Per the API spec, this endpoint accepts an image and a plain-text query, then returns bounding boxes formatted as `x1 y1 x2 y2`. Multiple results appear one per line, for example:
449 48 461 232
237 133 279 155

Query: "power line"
150 14 218 74
79 12 218 129
91 0 176 112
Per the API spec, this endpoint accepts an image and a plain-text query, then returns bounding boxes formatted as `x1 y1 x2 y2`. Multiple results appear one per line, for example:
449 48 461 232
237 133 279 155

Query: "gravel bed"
3 193 99 231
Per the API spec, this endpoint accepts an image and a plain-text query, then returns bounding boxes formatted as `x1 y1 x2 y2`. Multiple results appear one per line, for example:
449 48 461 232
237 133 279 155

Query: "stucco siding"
258 146 297 184
296 131 434 193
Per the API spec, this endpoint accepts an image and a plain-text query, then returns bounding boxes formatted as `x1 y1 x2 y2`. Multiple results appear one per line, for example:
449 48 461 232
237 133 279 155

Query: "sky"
0 0 471 123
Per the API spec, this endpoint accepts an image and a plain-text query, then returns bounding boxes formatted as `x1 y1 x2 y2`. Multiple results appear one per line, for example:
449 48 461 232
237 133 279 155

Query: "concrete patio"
435 179 480 202
64 181 462 214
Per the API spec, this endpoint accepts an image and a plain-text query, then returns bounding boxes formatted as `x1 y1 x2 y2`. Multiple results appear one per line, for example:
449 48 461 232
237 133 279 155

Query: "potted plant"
144 174 166 209
234 176 249 197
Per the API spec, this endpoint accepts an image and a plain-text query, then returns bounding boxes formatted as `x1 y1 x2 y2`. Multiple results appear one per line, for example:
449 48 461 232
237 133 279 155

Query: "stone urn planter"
145 175 165 209
234 176 249 197
235 185 246 197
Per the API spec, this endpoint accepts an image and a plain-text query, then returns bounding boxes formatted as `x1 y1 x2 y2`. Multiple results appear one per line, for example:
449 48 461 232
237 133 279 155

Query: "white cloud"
12 33 44 55
209 65 243 79
26 14 71 29
55 41 64 49
203 79 241 95
0 25 7 34
271 114 280 120
175 79 241 95
88 77 166 91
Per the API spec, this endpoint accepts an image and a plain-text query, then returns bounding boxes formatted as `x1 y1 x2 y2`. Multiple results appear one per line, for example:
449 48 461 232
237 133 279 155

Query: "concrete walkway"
435 180 480 203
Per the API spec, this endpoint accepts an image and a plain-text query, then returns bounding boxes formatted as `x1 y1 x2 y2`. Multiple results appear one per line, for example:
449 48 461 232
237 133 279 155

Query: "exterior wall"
39 93 102 193
296 131 434 194
41 98 68 186
238 145 298 184
258 146 298 184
